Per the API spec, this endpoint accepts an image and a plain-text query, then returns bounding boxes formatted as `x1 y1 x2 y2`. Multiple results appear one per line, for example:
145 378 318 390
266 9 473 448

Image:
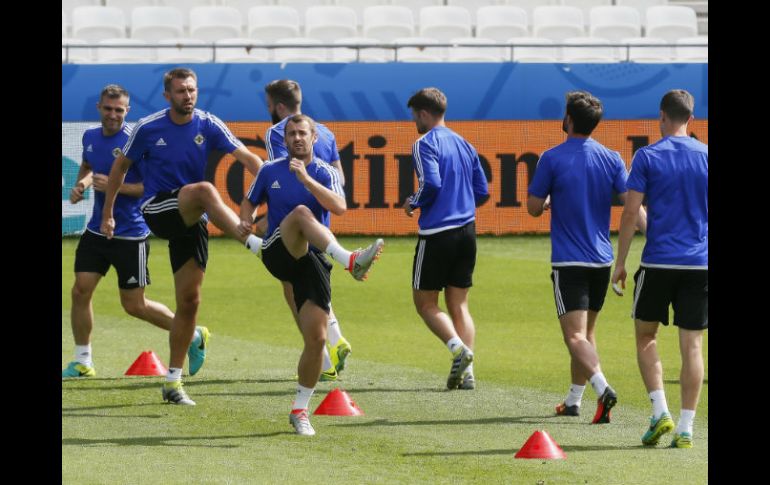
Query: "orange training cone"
313 388 364 416
124 350 168 376
514 430 566 459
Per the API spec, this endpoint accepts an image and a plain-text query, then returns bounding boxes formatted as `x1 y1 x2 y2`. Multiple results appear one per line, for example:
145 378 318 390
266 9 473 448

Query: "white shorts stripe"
413 239 426 289
138 240 147 287
553 269 566 316
263 228 283 249
143 199 179 214
631 269 646 319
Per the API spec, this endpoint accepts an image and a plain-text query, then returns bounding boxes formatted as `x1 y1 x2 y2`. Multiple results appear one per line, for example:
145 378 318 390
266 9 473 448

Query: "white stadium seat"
363 6 415 42
157 0 219 31
561 0 613 26
447 37 508 62
615 0 668 28
675 36 707 62
645 6 697 42
63 11 69 38
476 6 529 42
418 6 472 42
334 0 387 29
390 0 443 26
214 38 270 63
221 0 274 22
62 38 92 64
331 37 395 63
393 37 445 62
190 6 244 41
589 6 642 42
621 37 672 62
62 0 100 18
72 6 127 43
131 7 185 43
248 7 301 42
104 0 155 27
561 37 618 62
273 37 328 62
96 38 155 64
508 37 559 63
305 6 358 43
276 0 329 27
498 0 560 25
533 6 585 42
447 0 496 26
155 38 214 63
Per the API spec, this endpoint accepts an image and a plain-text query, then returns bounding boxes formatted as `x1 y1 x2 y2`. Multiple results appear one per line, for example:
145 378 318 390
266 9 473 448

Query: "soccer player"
528 91 647 423
403 87 489 390
100 68 265 406
612 89 708 448
241 114 383 436
63 84 208 379
261 79 351 381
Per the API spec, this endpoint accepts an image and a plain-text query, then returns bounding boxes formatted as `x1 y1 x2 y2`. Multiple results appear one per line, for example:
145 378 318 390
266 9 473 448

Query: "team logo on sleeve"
112 147 122 158
86 144 93 152
194 134 205 145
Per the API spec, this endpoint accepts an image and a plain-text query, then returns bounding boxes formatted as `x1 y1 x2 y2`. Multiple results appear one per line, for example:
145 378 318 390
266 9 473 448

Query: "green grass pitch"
62 235 707 484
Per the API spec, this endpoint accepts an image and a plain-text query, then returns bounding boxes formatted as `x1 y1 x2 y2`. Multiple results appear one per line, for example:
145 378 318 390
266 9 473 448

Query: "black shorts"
550 266 611 318
261 229 332 314
74 230 150 290
632 266 708 330
142 190 209 273
412 222 476 291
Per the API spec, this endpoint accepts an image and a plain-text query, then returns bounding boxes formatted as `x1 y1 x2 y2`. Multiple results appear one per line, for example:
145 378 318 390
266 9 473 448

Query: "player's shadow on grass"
62 432 291 448
332 416 551 428
62 403 169 419
337 387 445 394
664 379 708 385
62 378 295 392
402 443 643 457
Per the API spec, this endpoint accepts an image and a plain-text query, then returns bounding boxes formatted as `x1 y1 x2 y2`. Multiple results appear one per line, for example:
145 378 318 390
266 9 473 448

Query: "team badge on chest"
194 134 205 146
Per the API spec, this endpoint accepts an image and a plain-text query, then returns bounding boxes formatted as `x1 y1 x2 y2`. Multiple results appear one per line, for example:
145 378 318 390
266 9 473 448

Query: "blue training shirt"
245 156 344 240
82 124 149 239
627 135 708 268
123 108 243 205
529 137 628 266
409 126 489 234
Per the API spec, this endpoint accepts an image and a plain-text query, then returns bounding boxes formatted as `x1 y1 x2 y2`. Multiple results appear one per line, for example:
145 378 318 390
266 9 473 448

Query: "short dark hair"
284 113 316 137
100 84 129 102
265 79 302 111
660 89 694 123
565 91 603 135
163 68 197 92
407 87 447 116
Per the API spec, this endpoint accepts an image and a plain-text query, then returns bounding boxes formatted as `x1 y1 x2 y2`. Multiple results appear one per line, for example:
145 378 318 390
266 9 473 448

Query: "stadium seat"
214 38 270 63
190 6 244 41
95 38 154 64
621 36 672 62
273 37 328 62
393 37 445 62
645 6 697 42
561 37 618 62
331 37 395 62
447 37 508 62
476 6 529 42
63 11 68 38
155 38 214 63
221 0 274 22
276 0 329 27
62 38 92 64
334 0 387 30
498 0 559 26
62 0 100 18
561 0 613 26
363 6 415 42
589 6 642 41
248 6 301 42
675 36 707 62
157 0 219 32
390 0 443 27
104 0 155 27
508 37 559 62
615 0 668 29
447 0 496 27
532 6 585 42
131 7 185 43
418 6 472 42
305 6 358 42
72 6 127 43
